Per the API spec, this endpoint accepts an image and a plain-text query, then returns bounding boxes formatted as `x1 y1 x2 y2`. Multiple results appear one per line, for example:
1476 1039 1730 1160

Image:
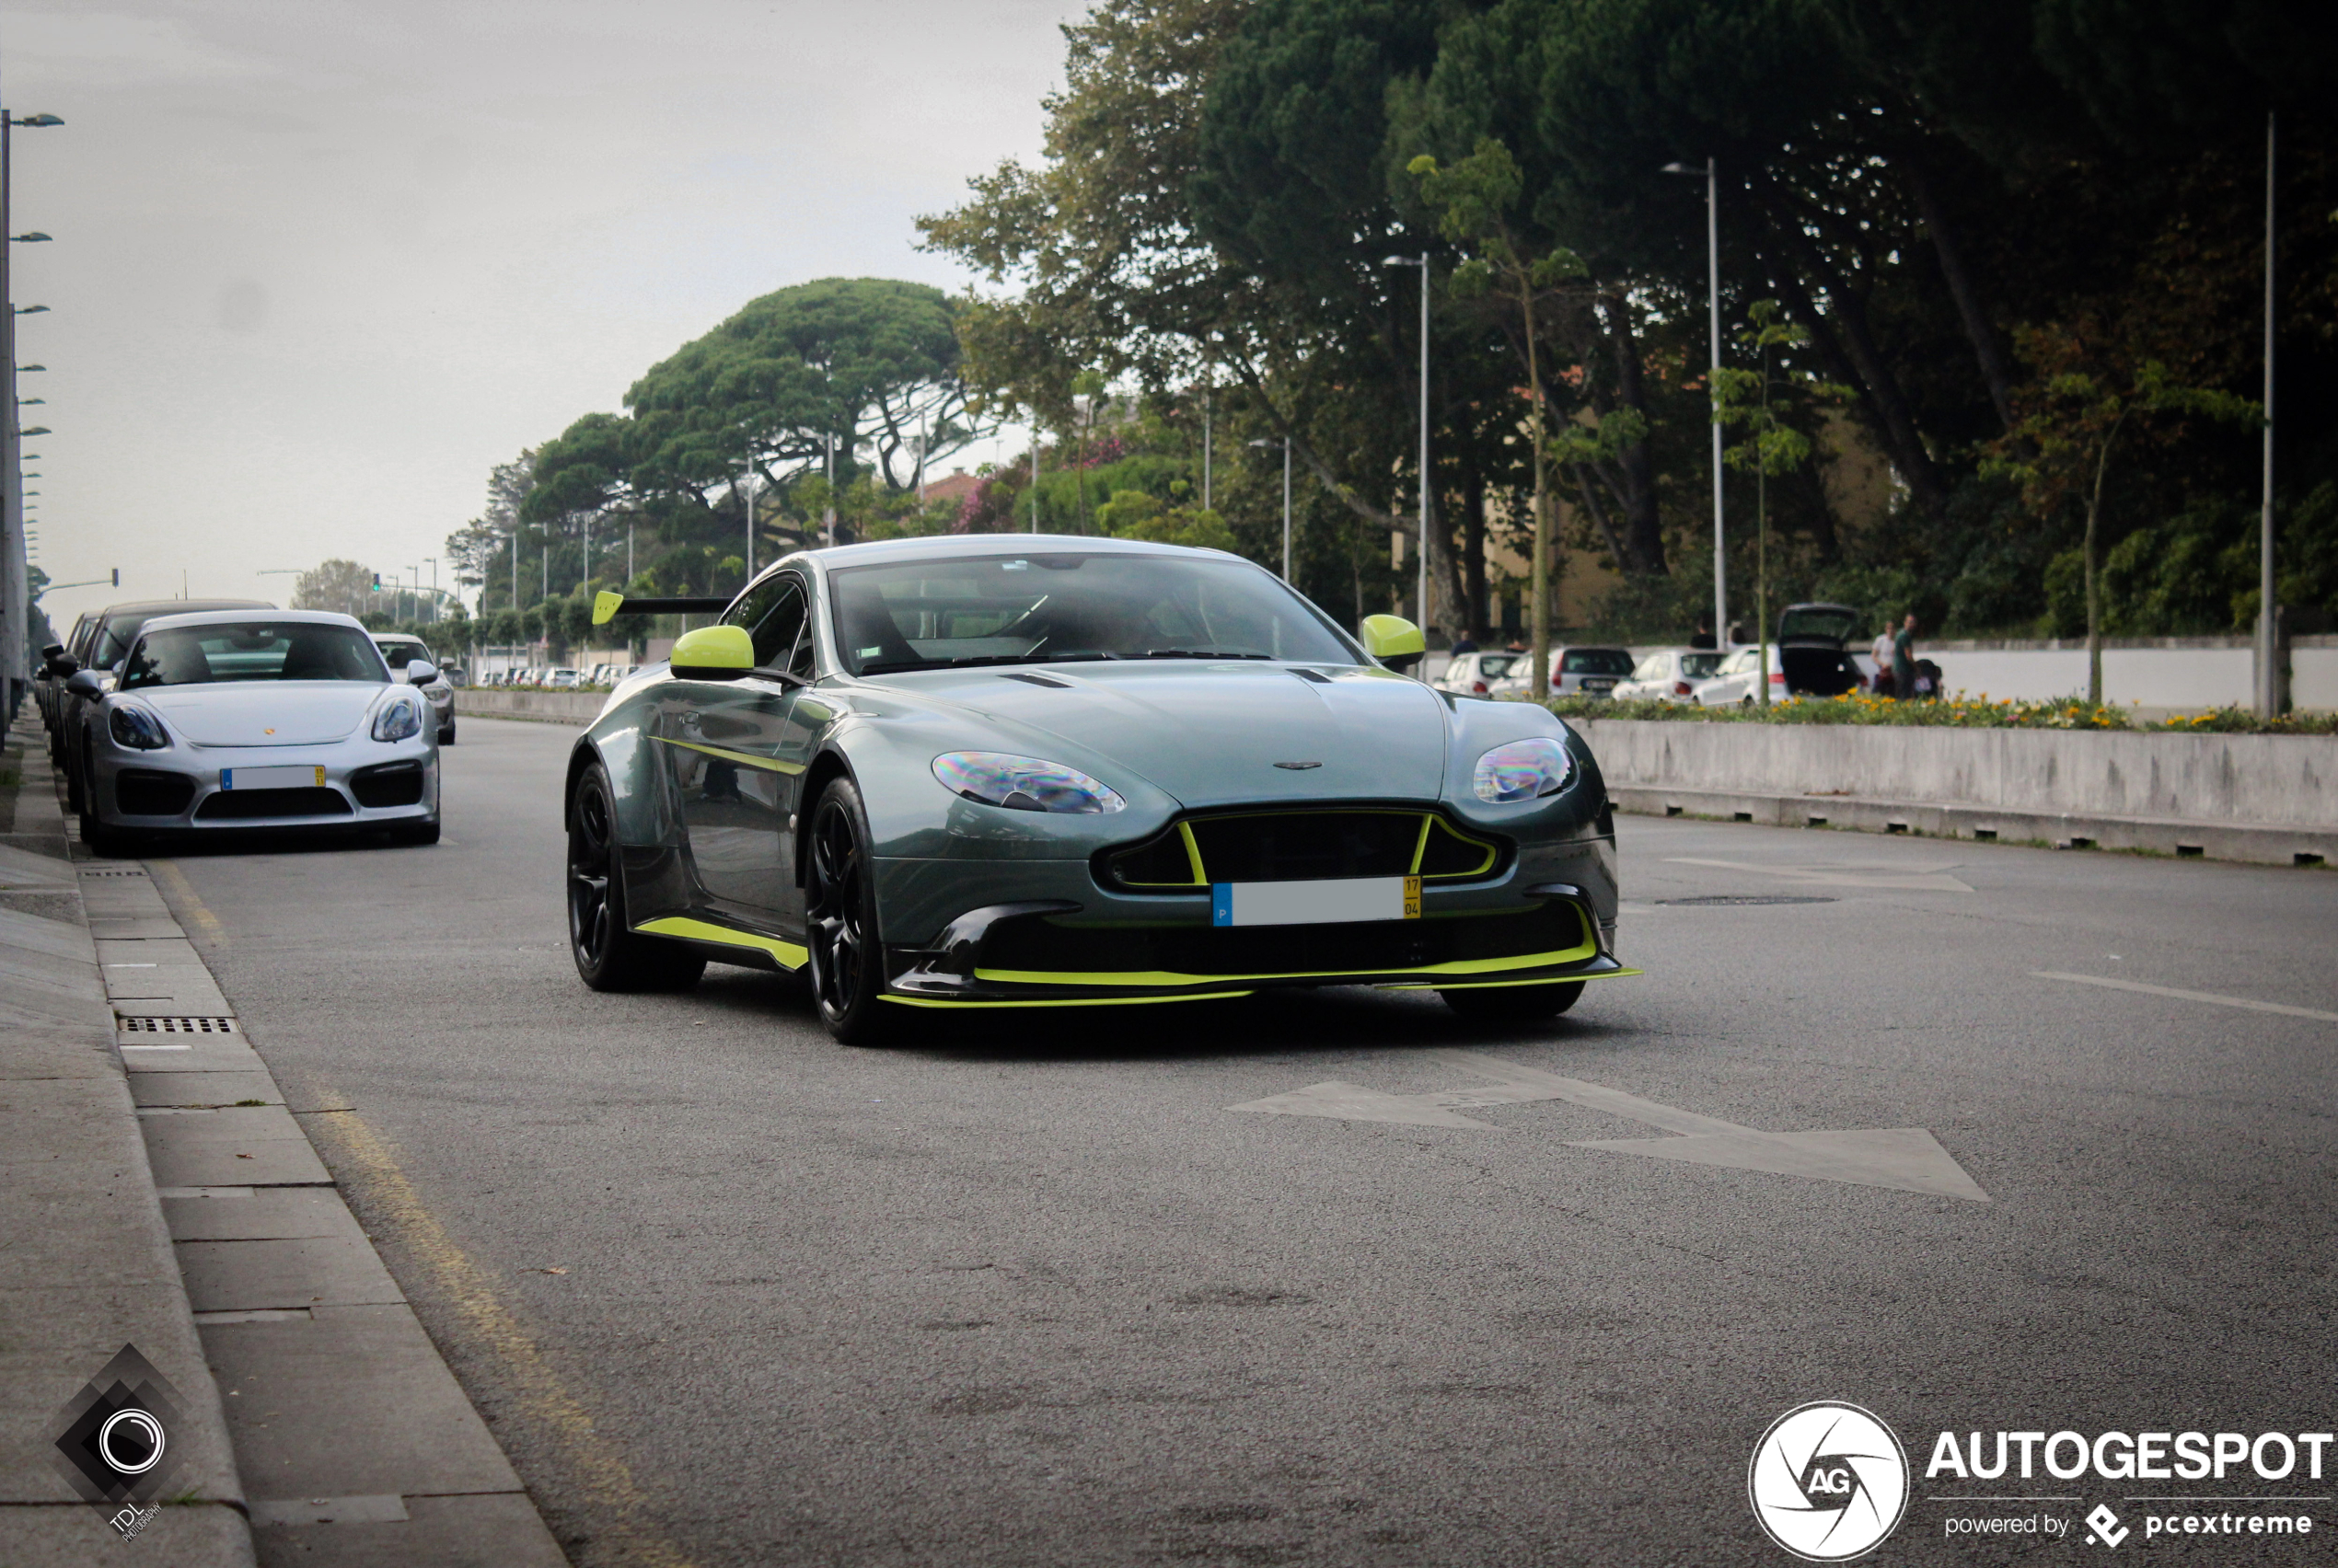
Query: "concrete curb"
0 721 257 1565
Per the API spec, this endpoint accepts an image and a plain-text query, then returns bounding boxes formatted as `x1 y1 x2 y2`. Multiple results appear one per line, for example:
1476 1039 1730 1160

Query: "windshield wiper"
862 651 1124 675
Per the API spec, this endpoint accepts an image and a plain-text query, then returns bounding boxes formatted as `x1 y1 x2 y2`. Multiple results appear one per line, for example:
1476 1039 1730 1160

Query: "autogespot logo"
1750 1401 1912 1562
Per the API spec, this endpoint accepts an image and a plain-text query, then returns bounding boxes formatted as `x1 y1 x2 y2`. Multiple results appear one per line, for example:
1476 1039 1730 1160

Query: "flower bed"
1538 692 2338 734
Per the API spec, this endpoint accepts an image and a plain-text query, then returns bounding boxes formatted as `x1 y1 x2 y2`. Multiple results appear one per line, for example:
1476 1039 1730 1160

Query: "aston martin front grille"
1102 808 1502 891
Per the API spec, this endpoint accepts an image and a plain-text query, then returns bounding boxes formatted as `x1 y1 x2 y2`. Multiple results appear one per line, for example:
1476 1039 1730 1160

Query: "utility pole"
1202 388 1211 510
1030 420 1040 535
2257 112 2278 718
0 105 61 716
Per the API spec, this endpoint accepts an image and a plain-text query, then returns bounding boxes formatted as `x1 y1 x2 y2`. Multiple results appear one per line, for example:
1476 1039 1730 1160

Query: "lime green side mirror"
592 590 625 627
1360 614 1426 670
669 624 752 680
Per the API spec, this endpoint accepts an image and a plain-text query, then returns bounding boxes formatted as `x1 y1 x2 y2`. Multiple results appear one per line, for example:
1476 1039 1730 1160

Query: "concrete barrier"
1576 719 2337 867
455 688 607 725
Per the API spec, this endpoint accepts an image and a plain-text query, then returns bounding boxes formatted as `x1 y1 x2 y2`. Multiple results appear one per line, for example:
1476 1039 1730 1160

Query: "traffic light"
110 569 119 587
371 573 381 591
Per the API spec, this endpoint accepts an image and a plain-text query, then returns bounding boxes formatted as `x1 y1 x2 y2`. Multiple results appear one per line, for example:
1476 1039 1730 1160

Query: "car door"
669 573 812 921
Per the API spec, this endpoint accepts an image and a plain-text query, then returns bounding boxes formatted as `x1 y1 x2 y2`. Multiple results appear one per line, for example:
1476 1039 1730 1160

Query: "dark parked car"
53 598 272 812
1776 603 1868 698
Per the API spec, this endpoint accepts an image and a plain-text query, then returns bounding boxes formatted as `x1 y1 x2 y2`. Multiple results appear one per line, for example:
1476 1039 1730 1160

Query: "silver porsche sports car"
568 536 1634 1043
65 609 442 855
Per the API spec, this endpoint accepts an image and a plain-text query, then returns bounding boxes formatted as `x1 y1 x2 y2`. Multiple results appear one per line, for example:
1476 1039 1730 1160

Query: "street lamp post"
1665 158 1727 648
1383 253 1432 678
2 109 64 718
1249 437 1292 581
2256 113 2278 718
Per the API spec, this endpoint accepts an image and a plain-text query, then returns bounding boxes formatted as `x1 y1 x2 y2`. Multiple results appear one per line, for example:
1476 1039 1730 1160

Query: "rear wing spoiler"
592 591 733 626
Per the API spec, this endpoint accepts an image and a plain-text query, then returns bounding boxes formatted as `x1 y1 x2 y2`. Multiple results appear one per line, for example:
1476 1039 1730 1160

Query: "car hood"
872 662 1452 807
134 682 389 746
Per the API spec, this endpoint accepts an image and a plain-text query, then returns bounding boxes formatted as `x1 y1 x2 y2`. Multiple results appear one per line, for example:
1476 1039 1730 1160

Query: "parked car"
372 635 457 745
547 667 584 690
1433 650 1529 698
568 536 1633 1041
1488 645 1638 700
1692 644 1787 706
1774 603 1868 698
1614 648 1726 703
66 610 440 855
55 598 274 814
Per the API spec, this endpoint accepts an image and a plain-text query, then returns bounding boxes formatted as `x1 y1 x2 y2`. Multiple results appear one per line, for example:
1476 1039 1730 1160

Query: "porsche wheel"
568 763 703 992
1438 981 1584 1021
805 777 889 1044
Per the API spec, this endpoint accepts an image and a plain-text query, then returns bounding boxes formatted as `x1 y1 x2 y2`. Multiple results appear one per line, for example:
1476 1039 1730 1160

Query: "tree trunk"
2084 409 2130 706
1756 201 1952 523
1463 474 1488 640
1572 463 1635 574
1902 159 2018 433
1600 293 1668 574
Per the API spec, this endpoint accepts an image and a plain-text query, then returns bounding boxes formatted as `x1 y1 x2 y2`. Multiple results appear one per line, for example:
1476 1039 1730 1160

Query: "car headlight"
932 751 1126 814
110 705 169 750
372 696 423 742
1472 736 1574 803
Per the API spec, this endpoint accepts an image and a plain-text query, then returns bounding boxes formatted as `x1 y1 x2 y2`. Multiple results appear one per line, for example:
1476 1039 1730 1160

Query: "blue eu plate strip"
1211 883 1233 928
221 769 235 790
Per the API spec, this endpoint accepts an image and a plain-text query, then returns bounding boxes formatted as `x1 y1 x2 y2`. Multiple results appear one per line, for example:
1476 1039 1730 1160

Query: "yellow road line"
301 1097 699 1568
146 859 226 942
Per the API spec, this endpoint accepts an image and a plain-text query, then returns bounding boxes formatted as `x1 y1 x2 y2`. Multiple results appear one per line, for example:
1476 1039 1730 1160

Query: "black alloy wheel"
804 777 889 1043
75 742 128 859
567 762 703 992
1439 980 1585 1021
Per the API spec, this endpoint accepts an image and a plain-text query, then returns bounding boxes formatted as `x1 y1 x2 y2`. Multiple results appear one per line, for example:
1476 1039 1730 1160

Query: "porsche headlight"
932 751 1126 814
110 705 169 750
1472 736 1574 803
372 696 423 742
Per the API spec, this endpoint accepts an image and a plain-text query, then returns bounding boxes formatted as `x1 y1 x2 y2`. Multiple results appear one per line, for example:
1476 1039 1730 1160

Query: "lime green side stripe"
883 990 1255 1009
972 939 1595 989
635 916 807 969
651 735 805 775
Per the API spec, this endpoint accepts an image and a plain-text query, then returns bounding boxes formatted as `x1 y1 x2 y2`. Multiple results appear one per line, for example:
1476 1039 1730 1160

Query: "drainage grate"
118 1015 238 1034
1653 895 1837 906
79 868 148 878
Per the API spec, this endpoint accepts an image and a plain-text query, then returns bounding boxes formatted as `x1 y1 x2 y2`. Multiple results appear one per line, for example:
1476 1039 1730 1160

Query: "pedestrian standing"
1892 613 1919 701
1870 624 1897 698
1690 615 1717 651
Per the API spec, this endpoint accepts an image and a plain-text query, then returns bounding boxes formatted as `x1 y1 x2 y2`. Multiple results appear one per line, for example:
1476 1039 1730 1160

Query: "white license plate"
1211 876 1420 928
220 765 325 790
1580 678 1616 691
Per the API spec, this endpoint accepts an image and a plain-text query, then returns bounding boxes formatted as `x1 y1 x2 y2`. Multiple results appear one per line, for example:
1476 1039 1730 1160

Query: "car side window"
785 607 817 680
747 580 808 671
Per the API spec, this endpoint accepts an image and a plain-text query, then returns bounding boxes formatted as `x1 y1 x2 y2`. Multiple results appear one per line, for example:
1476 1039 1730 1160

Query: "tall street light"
2256 113 2278 718
1249 437 1291 581
2 109 64 717
1383 252 1431 677
1665 157 1726 647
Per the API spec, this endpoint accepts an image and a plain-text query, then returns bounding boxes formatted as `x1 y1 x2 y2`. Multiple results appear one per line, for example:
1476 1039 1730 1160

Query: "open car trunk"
1776 603 1863 698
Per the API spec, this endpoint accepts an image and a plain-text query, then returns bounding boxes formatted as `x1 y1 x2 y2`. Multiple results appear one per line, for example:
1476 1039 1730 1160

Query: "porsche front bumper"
88 734 440 833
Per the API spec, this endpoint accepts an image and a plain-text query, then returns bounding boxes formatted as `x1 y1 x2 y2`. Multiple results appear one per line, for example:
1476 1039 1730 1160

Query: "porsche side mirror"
669 624 753 680
406 659 439 686
41 642 64 662
64 670 105 699
1360 614 1426 671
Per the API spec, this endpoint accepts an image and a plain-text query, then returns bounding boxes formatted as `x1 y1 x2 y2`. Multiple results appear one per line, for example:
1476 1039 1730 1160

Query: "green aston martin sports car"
564 536 1636 1043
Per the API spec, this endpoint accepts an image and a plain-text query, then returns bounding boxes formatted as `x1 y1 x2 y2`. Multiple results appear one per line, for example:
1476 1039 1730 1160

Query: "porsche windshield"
829 553 1357 675
119 623 389 688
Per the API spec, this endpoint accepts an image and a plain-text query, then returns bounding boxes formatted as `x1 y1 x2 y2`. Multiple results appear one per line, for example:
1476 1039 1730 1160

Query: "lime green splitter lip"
567 537 1635 1042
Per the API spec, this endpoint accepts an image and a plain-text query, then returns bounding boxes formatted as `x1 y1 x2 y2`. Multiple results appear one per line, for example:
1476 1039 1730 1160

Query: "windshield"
828 552 1357 675
1680 651 1723 680
1559 648 1635 675
1473 653 1519 680
376 640 433 666
120 623 389 688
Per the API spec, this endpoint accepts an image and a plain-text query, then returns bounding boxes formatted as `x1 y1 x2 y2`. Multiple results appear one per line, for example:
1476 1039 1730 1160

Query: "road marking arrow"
1228 1050 1989 1201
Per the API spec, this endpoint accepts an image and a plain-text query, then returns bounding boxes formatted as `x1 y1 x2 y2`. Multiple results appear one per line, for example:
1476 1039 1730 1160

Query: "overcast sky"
5 0 1069 627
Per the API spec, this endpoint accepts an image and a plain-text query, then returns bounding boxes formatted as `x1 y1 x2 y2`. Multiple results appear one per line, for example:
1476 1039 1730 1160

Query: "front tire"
804 777 890 1044
438 720 457 746
1439 981 1585 1021
567 762 704 992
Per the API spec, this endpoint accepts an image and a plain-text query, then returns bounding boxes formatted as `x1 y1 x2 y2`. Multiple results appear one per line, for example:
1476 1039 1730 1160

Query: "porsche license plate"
221 765 326 790
1211 875 1420 928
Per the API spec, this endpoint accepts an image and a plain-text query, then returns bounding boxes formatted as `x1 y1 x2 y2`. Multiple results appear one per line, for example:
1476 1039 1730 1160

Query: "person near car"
1870 625 1898 697
1892 614 1919 700
1450 632 1478 656
1689 615 1716 651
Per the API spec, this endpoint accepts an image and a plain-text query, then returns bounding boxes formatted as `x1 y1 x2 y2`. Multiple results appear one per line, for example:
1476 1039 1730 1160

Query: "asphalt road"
151 716 2336 1567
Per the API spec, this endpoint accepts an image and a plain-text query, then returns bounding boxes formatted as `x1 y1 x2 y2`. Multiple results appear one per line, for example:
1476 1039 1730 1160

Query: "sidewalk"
0 719 254 1563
